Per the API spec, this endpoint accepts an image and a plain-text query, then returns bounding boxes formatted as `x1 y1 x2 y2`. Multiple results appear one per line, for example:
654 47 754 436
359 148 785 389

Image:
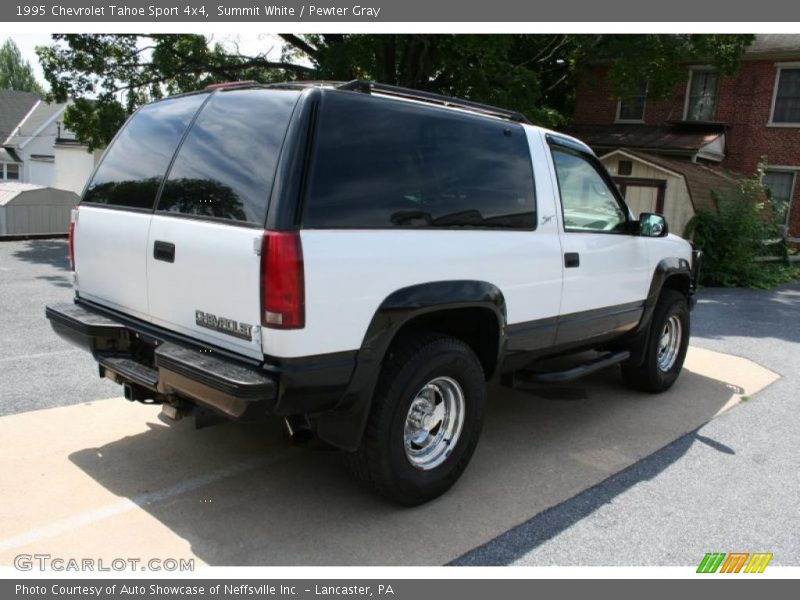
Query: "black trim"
46 301 277 411
639 257 692 334
315 280 506 450
545 132 594 155
154 343 275 402
153 240 175 263
555 301 644 346
72 297 262 366
46 298 355 425
516 350 631 383
263 350 357 415
622 257 692 367
267 87 322 230
503 301 644 372
547 137 635 235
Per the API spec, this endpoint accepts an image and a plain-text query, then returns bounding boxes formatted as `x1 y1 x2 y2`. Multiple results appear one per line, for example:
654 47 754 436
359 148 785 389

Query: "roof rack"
263 79 530 124
337 80 531 124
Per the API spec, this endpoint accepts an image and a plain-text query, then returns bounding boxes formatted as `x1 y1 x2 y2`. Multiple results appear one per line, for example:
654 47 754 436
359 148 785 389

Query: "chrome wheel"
657 315 682 372
403 376 465 470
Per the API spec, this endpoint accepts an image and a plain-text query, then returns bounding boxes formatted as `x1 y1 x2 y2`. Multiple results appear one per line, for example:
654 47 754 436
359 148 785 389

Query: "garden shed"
600 149 741 237
0 183 78 236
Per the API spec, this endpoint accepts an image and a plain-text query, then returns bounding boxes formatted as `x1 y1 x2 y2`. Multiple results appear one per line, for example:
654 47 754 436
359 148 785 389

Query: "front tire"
621 289 690 393
345 333 486 506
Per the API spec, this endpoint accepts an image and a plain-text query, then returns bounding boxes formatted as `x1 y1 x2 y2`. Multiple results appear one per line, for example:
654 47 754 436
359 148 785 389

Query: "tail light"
68 206 78 271
260 231 305 329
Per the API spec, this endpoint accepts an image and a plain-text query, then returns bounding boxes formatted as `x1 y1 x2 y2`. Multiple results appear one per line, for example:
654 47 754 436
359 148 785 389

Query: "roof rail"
206 80 258 91
336 80 531 124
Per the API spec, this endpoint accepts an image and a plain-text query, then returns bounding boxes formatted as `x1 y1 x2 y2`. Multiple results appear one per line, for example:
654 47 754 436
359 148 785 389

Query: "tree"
37 34 754 150
0 38 43 94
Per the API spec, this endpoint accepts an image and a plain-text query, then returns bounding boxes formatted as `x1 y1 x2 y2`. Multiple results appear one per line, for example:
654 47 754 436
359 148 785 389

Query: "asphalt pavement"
0 239 797 566
455 282 800 565
0 239 117 416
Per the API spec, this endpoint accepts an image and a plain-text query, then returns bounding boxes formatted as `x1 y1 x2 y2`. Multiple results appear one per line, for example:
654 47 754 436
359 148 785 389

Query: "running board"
514 350 631 384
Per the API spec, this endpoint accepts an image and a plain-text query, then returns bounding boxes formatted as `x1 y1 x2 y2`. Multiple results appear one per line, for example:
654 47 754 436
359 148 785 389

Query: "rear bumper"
46 300 277 419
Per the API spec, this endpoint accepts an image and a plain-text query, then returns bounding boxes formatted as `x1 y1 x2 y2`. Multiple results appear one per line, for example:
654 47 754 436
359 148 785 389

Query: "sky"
3 34 289 92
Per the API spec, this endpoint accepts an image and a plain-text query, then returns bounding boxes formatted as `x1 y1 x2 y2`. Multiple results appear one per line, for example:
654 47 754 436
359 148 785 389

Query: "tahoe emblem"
195 310 253 341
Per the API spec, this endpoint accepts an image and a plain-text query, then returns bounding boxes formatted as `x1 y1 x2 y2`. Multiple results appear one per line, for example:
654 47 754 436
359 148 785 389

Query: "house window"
1 163 20 180
618 160 633 176
616 83 647 122
762 169 797 224
771 67 800 124
685 69 719 122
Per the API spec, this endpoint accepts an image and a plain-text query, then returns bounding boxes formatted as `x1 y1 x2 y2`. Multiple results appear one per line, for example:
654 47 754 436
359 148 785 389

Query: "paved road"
455 282 800 566
0 239 117 416
0 240 796 566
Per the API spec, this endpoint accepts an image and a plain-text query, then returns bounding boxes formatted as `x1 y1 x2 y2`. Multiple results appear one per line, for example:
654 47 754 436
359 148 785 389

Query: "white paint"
74 118 691 360
146 215 265 359
74 205 153 321
53 145 98 195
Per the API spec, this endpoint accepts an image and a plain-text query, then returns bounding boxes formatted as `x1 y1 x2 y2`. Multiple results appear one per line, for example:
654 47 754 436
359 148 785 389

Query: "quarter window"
685 69 719 122
771 68 800 124
551 148 628 233
303 92 536 229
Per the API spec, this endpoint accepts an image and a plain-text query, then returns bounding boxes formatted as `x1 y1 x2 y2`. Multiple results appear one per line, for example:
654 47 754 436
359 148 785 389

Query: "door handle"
153 241 175 263
564 252 580 268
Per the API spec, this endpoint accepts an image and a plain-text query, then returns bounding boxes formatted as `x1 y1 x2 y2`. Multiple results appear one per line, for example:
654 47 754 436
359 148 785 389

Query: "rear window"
303 92 536 229
83 94 206 209
156 89 299 225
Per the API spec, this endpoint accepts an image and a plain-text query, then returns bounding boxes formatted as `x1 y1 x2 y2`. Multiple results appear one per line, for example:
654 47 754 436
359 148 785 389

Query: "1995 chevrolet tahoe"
46 80 701 505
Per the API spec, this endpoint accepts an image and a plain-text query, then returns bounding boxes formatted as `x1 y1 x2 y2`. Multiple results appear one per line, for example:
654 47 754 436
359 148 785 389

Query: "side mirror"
639 213 668 238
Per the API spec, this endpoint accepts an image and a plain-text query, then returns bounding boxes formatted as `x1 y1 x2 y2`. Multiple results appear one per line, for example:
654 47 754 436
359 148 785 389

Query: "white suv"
46 81 700 505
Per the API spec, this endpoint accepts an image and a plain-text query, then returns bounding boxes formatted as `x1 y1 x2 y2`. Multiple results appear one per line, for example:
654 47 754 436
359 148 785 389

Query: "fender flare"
625 257 692 366
315 280 506 450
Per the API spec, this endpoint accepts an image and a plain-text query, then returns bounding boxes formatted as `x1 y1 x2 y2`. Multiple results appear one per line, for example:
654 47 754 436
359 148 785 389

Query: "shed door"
615 178 666 219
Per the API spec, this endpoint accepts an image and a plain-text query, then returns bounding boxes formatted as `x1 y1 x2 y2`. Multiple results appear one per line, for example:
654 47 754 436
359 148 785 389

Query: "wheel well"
662 273 690 297
389 307 501 380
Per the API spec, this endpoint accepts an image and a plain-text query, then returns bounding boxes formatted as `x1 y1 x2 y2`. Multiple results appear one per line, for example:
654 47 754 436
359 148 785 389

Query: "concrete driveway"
0 240 789 566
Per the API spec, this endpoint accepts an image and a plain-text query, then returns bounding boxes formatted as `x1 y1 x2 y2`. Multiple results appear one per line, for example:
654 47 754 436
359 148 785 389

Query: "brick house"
571 34 800 241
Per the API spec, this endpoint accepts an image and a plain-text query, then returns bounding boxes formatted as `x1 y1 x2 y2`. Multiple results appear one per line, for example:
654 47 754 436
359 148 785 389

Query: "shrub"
683 168 799 289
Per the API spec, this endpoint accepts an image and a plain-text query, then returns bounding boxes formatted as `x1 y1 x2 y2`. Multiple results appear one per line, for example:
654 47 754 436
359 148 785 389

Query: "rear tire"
345 333 486 506
621 289 690 393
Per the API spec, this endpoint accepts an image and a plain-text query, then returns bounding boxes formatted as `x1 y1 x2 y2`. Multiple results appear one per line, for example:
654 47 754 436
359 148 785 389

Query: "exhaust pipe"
284 414 313 444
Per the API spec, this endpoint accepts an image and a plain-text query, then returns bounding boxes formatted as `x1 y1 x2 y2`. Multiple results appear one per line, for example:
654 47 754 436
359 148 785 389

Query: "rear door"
145 88 300 359
75 94 207 321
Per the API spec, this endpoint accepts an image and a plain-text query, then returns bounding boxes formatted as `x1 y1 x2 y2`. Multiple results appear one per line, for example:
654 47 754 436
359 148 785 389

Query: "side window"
157 89 299 225
83 94 206 209
303 92 536 229
551 148 628 233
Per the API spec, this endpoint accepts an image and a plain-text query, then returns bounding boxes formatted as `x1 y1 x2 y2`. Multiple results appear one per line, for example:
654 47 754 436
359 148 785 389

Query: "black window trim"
297 89 538 232
546 134 635 236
